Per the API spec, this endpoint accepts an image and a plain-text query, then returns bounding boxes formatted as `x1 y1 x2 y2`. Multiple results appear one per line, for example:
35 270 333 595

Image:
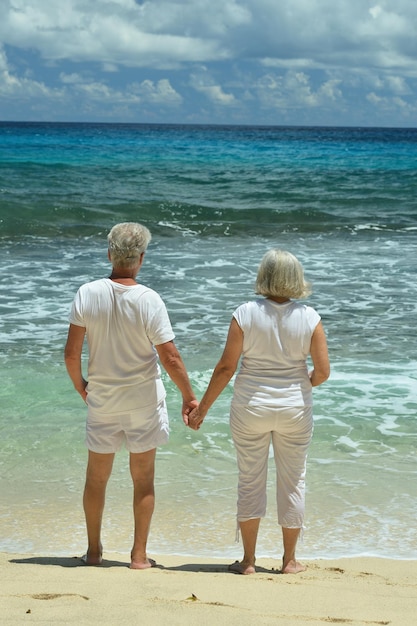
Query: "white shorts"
86 400 169 454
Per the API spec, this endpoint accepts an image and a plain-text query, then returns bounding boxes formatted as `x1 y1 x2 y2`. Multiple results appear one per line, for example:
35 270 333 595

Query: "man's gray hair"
255 249 312 299
107 222 152 269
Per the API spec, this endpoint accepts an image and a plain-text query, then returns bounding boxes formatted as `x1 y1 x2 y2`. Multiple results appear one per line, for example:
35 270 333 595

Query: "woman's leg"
281 527 306 573
235 518 260 574
230 405 271 573
272 406 313 573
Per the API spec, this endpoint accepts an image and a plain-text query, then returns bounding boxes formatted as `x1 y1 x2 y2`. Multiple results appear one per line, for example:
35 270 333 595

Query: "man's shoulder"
133 283 163 300
77 278 107 293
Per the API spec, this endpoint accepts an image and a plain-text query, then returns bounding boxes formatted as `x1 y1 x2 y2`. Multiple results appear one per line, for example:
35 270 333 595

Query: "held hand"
182 398 199 426
187 406 205 431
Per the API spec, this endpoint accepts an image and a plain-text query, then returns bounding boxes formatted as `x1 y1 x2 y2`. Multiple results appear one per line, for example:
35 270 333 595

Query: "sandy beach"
2 552 416 625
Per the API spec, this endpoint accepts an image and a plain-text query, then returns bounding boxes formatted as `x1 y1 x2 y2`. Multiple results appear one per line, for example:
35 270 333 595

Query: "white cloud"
367 4 409 35
0 46 62 99
385 75 409 94
369 5 383 19
102 63 119 72
201 84 236 105
1 1 417 124
2 0 416 71
0 48 8 72
0 1 230 68
58 74 182 106
59 72 89 84
76 81 128 102
253 70 342 111
367 92 382 105
130 78 183 104
366 90 414 115
0 41 182 120
318 79 343 102
190 69 236 105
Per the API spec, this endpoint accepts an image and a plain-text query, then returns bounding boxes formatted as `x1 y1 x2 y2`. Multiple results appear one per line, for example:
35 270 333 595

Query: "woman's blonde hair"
107 222 152 269
255 249 312 299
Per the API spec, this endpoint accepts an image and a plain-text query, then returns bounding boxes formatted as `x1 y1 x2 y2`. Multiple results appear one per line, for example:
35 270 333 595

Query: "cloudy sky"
1 0 417 126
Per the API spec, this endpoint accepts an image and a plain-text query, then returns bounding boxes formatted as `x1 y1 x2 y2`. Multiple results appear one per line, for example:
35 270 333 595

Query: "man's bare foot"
130 557 157 570
228 560 256 575
282 559 306 574
81 553 102 566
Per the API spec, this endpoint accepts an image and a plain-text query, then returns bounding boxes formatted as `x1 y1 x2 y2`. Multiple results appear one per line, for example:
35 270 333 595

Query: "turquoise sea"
0 122 416 560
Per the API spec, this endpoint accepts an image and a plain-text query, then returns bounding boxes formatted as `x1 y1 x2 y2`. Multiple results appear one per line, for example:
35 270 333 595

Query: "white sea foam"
1 225 416 558
1 122 417 558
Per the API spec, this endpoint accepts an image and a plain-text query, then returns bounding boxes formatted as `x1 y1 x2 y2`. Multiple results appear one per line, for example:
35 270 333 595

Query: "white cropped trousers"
230 403 313 529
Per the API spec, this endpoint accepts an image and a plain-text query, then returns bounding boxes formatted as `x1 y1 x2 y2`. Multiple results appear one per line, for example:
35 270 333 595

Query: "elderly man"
64 222 197 569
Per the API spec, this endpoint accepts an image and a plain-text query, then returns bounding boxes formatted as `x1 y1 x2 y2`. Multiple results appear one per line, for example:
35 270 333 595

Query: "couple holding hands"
65 222 329 574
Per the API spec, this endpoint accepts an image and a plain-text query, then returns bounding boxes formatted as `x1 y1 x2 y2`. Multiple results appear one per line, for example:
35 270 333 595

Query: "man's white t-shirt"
232 298 320 408
69 278 175 414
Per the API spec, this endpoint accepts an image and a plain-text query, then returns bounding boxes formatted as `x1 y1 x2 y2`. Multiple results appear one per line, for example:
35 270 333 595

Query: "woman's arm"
309 321 330 387
188 318 243 430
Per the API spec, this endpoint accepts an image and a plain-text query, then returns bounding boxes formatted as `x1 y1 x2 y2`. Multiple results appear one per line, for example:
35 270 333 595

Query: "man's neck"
109 267 138 284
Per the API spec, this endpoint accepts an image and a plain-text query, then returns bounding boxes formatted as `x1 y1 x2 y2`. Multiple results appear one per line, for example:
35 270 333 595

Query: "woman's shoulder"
234 299 260 313
233 298 274 323
289 302 321 326
289 300 319 314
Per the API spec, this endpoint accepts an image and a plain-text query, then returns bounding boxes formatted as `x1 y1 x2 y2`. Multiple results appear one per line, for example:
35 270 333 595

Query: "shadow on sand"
9 555 281 574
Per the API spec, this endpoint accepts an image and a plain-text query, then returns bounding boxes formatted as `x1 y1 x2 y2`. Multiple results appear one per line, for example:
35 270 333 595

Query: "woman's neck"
267 296 291 303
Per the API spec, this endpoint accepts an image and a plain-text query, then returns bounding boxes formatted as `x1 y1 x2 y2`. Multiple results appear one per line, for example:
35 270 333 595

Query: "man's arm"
64 323 88 403
155 340 197 424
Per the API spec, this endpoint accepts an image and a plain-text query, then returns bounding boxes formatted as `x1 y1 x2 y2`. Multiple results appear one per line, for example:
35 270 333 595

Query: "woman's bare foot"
228 560 256 575
282 559 306 574
130 557 157 570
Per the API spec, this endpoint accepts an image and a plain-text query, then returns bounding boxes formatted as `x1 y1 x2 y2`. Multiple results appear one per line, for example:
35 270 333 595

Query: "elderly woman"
188 249 330 574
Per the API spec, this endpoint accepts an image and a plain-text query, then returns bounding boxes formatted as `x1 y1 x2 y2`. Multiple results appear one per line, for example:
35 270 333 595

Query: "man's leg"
129 448 157 569
83 450 115 564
